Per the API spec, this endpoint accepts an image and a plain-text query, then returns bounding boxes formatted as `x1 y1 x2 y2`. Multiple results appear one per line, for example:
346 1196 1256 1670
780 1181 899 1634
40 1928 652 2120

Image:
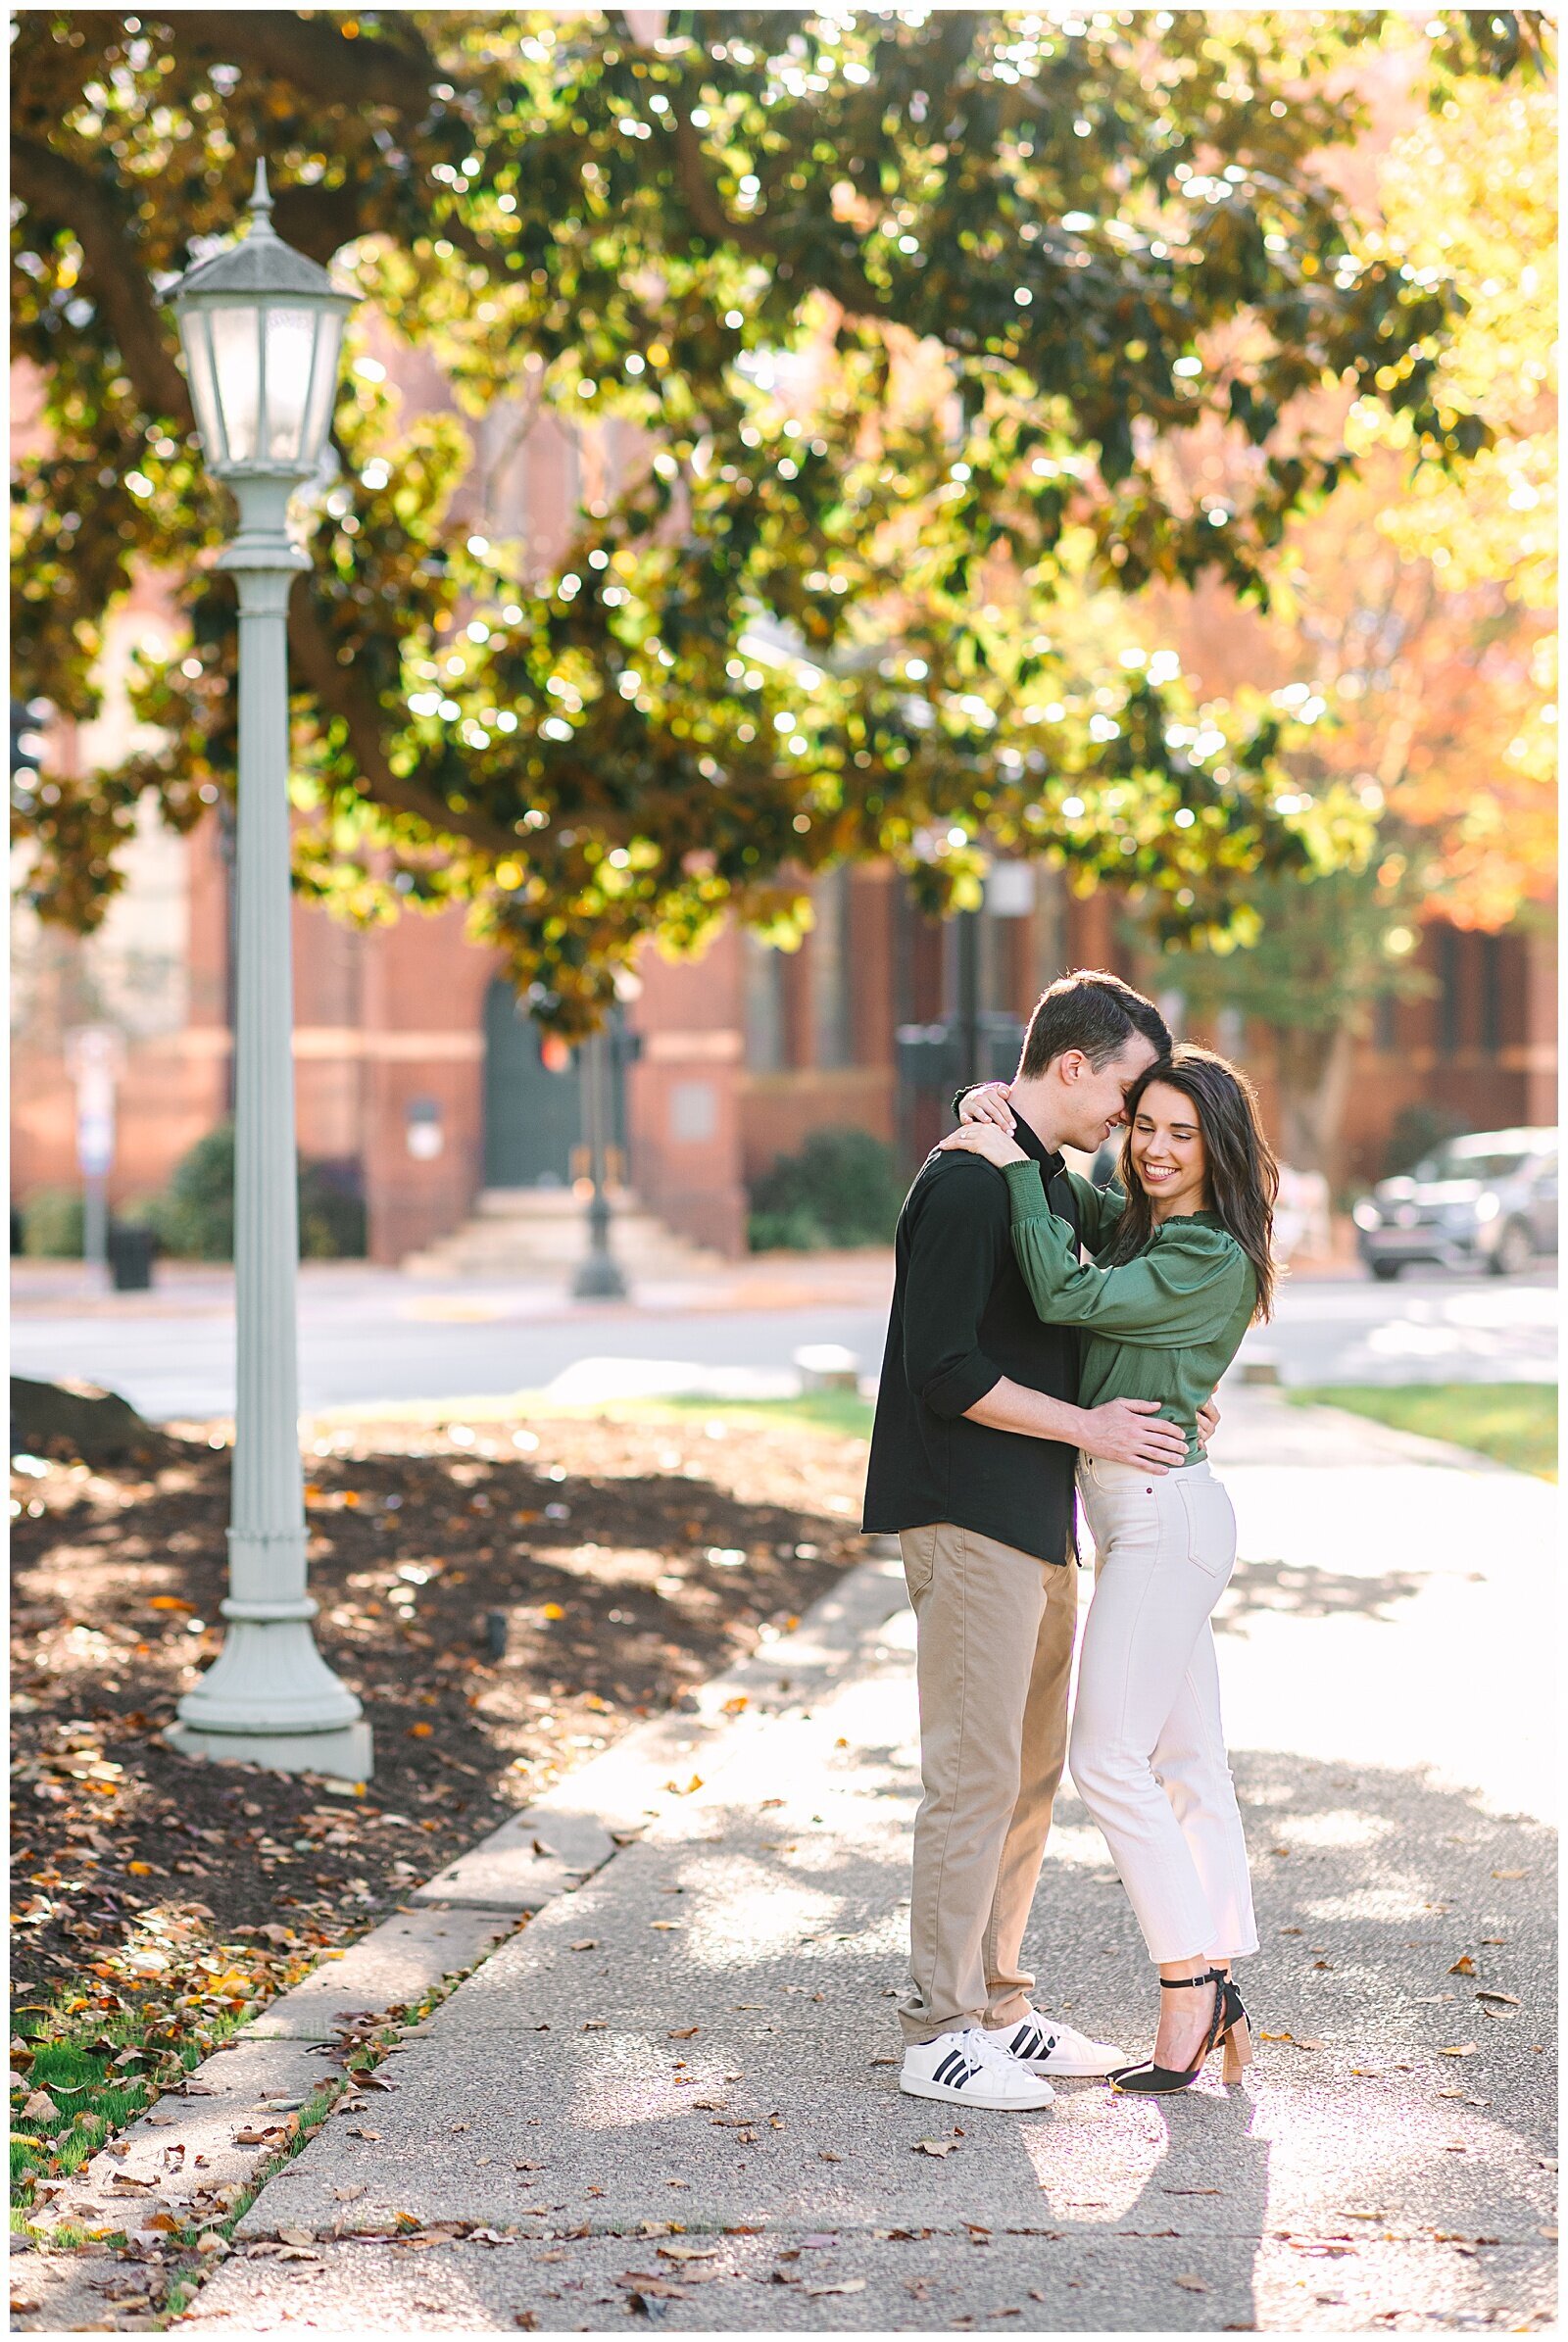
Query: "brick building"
12 777 1555 1264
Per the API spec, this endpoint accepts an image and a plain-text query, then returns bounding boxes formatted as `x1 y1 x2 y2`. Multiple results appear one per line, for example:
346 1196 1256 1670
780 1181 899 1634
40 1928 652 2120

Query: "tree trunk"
1272 1016 1356 1190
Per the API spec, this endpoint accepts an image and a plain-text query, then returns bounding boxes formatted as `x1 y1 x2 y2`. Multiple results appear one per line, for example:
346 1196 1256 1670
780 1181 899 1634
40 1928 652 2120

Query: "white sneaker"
983 2007 1126 2077
900 2026 1055 2110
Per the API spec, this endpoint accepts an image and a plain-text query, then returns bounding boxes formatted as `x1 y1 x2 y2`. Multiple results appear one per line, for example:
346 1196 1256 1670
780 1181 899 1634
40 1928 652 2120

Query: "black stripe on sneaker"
932 2049 968 2086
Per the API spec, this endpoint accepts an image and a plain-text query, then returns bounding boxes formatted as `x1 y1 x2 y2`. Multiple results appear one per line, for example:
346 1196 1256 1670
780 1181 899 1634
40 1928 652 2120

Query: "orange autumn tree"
1145 49 1556 1181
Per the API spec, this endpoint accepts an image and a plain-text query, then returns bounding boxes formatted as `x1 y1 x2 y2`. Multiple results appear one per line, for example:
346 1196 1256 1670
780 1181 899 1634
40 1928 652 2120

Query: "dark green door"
482 980 582 1188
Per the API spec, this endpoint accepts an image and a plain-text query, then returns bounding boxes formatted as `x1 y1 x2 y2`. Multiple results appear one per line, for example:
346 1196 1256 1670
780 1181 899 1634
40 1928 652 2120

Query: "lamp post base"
571 1249 629 1299
164 1718 373 1783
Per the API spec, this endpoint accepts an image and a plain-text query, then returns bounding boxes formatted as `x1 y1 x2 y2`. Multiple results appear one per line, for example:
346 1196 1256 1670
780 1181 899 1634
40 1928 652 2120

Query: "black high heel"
1109 1970 1252 2095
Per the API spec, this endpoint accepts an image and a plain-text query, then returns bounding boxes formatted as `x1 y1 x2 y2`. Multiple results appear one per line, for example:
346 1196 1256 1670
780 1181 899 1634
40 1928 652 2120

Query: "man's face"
1057 1036 1161 1154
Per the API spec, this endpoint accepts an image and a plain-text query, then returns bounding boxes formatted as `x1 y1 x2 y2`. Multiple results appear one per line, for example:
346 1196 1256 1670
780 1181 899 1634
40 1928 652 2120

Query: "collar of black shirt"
1011 1112 1065 1186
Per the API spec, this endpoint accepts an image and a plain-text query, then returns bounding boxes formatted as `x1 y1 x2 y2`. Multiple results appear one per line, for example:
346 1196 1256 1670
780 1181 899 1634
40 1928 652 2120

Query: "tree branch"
175 10 442 119
284 604 518 855
668 116 885 318
11 135 192 421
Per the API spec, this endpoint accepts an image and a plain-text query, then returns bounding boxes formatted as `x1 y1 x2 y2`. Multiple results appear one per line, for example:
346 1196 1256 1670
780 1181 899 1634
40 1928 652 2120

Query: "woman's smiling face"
1129 1080 1209 1217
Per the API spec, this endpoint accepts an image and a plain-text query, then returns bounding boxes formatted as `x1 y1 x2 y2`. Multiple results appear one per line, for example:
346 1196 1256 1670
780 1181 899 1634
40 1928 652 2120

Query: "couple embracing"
863 968 1277 2108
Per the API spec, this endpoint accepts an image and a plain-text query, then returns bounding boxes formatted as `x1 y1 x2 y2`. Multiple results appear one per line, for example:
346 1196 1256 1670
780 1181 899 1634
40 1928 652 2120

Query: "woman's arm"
941 1119 1125 1249
1002 1160 1250 1345
1065 1167 1127 1254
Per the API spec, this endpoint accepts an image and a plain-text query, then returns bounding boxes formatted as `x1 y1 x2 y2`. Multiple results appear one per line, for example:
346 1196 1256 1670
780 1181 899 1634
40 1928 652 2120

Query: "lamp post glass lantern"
165 162 371 1781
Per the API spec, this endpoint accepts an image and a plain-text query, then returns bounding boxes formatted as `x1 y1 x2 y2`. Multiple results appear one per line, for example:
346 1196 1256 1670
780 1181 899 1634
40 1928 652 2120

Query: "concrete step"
404 1188 728 1280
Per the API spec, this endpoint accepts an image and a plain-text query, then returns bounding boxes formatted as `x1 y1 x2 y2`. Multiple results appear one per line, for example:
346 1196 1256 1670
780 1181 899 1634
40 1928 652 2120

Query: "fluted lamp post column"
165 162 371 1781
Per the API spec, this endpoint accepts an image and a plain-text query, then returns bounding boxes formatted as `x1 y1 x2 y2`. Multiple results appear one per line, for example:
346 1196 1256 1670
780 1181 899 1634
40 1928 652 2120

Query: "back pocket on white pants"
1175 1475 1237 1580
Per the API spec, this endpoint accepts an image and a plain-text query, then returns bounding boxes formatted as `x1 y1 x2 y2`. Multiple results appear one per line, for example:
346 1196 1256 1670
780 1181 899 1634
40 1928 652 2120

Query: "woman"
939 1045 1277 2094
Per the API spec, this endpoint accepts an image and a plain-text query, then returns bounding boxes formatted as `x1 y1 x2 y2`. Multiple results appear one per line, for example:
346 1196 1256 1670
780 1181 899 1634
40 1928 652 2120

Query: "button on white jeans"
1070 1455 1258 1965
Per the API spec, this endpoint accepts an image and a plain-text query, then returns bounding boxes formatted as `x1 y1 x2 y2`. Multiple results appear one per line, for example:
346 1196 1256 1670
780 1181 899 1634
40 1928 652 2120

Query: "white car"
1352 1127 1558 1280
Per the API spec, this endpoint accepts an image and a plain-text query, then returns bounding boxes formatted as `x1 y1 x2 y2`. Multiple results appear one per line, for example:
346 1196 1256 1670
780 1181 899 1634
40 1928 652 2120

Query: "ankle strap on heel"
1159 1971 1221 1989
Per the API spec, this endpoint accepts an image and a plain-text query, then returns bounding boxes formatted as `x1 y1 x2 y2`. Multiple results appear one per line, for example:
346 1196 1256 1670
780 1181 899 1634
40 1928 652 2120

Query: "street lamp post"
164 162 370 1781
571 1029 628 1299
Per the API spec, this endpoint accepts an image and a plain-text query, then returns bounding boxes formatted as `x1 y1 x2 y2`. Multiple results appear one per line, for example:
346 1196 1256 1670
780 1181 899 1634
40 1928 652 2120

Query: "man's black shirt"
862 1113 1083 1566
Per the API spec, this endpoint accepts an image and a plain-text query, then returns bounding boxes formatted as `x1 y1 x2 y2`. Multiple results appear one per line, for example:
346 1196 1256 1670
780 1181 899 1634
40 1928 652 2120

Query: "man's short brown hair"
1017 968 1171 1080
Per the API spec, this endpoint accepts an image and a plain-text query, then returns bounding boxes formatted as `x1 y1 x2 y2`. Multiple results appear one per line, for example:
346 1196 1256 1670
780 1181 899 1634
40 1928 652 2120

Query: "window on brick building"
1375 990 1396 1051
1437 926 1462 1055
811 866 854 1067
743 933 787 1072
1480 932 1503 1051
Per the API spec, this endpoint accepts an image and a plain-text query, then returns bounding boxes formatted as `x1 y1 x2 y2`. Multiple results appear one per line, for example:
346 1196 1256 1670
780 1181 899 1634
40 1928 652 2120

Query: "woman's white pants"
1070 1456 1258 1965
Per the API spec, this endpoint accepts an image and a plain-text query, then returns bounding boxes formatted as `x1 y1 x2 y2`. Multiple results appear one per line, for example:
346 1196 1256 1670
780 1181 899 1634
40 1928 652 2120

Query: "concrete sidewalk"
177 1392 1556 2332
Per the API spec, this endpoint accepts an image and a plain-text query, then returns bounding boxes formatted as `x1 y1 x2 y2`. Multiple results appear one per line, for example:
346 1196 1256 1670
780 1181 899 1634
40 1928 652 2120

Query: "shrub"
147 1123 368 1260
147 1122 236 1260
20 1188 85 1258
298 1157 368 1260
748 1126 906 1251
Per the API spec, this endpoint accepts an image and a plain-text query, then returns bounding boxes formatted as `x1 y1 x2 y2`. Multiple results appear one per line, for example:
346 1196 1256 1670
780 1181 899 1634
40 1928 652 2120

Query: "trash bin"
106 1223 156 1292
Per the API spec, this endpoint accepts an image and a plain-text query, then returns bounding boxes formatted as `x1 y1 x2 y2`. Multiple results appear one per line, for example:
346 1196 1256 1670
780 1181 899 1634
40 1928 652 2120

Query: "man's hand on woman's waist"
1075 1397 1190 1474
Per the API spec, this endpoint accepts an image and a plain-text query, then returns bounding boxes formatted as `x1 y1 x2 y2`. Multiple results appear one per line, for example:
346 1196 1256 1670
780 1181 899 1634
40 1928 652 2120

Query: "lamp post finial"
248 158 276 236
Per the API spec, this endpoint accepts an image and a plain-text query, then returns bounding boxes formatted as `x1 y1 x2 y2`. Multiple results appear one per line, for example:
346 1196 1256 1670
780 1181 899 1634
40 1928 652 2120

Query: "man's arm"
967 1378 1189 1472
899 1160 1011 1420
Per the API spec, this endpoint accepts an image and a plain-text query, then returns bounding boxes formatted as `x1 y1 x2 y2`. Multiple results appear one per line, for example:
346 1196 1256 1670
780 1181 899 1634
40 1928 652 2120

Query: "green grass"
644 1390 875 1440
11 1994 254 2220
310 1388 878 1441
1291 1383 1558 1481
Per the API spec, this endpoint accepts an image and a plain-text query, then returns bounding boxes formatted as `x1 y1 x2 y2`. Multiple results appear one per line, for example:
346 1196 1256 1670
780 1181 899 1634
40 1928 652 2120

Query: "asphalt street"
9 1264 1557 1423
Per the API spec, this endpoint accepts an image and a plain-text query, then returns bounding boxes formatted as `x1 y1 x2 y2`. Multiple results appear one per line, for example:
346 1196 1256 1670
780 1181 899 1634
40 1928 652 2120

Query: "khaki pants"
897 1521 1077 2044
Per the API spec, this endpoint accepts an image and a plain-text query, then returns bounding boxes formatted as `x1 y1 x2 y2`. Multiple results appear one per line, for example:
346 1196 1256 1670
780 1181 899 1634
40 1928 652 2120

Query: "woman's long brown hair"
1101 1045 1279 1322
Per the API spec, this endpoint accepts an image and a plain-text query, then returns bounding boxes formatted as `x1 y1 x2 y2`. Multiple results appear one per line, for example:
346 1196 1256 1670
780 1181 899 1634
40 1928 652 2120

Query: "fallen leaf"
569 1940 598 1953
22 2090 59 2122
409 1723 433 1739
912 2138 957 2157
1440 2044 1480 2058
1175 2273 1208 2292
1448 1955 1477 1976
806 2279 866 2297
667 2026 700 2039
650 1920 682 1930
657 2244 717 2262
1492 1869 1528 1880
1476 1989 1520 2006
333 2185 367 2203
276 2228 316 2247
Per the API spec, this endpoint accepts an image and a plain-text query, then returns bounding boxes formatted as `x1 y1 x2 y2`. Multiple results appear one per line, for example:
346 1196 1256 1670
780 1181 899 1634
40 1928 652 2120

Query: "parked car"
1352 1126 1558 1280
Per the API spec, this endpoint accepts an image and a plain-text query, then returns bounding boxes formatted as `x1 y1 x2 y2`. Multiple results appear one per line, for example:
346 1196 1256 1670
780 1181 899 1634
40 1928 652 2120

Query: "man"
863 968 1190 2111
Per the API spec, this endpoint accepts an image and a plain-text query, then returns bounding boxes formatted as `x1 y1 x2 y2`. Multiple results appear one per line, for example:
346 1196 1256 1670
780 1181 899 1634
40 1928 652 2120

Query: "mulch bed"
10 1404 871 2211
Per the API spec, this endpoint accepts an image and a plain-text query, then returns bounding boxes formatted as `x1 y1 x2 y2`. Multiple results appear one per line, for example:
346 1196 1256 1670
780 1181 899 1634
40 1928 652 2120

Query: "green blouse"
1003 1159 1257 1466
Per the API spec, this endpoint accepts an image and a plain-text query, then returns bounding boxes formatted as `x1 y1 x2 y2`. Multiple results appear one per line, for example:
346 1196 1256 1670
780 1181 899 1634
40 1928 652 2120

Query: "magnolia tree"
11 7 1539 1029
